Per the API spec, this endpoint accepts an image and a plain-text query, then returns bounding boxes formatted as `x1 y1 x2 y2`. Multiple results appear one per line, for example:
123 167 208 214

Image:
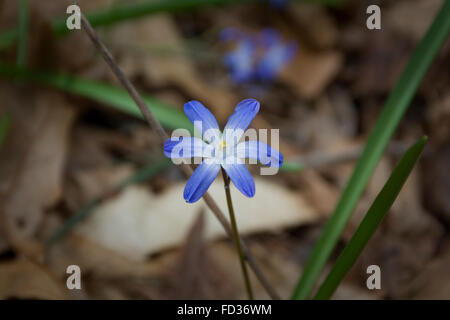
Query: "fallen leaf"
280 46 342 99
75 177 318 260
385 0 443 42
47 234 163 280
0 258 68 299
0 89 76 257
286 2 339 50
426 94 450 147
410 239 450 300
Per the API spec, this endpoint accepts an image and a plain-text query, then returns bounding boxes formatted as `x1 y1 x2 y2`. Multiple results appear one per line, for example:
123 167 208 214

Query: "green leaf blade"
292 0 450 300
313 136 427 300
0 64 192 131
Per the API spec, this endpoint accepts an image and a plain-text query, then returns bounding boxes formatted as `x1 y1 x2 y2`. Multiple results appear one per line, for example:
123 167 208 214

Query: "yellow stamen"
218 140 227 149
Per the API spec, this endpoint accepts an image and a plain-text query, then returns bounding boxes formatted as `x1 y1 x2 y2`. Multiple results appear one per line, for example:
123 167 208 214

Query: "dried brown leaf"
75 178 319 260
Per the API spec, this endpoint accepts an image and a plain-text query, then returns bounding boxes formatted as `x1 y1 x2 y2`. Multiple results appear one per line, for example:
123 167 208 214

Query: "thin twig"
76 3 280 300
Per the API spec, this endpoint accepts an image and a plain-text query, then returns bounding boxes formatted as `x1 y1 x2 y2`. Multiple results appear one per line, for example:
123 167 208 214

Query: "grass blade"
16 0 30 67
0 30 18 51
313 136 427 299
0 64 192 130
292 0 450 300
280 161 305 172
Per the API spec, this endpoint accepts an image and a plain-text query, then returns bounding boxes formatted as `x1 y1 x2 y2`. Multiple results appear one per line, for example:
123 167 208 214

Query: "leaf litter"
0 0 449 300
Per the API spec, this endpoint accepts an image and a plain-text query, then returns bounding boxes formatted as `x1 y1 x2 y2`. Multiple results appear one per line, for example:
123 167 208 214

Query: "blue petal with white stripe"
183 161 221 203
222 163 255 197
223 37 256 84
257 38 297 82
223 99 260 144
164 137 208 159
237 140 283 168
184 101 221 143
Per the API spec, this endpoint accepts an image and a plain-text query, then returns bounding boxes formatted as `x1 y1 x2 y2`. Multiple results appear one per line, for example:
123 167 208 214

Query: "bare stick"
76 4 280 300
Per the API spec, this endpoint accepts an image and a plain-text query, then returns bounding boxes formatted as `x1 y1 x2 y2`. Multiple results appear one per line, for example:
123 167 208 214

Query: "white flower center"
206 135 240 165
218 139 227 150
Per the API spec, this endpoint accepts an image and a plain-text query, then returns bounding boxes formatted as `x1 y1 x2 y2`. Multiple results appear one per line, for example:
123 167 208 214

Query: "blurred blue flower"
220 28 297 84
223 36 256 83
256 29 298 82
269 0 288 9
164 99 283 203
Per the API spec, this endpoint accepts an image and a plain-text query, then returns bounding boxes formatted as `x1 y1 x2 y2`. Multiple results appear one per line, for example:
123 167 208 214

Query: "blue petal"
260 28 281 47
223 38 255 84
184 101 220 143
269 0 288 9
222 163 255 197
164 137 208 159
257 40 297 82
219 27 242 42
223 99 260 143
183 161 221 203
237 140 283 168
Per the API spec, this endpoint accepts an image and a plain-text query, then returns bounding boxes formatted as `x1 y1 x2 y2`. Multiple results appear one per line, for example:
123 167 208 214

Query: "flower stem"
221 168 254 300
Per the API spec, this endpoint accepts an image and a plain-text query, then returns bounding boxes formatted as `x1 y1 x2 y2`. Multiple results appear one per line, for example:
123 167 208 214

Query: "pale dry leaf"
0 90 76 258
72 164 135 205
75 178 318 260
280 46 342 99
0 91 76 238
385 0 443 42
47 234 164 280
0 258 68 299
423 142 450 223
332 284 378 300
287 2 339 49
410 240 450 300
426 93 450 146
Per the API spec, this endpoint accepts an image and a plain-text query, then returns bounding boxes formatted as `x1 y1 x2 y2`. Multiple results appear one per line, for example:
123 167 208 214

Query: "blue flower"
269 0 288 9
164 99 283 203
223 37 256 83
256 29 298 82
220 28 297 84
220 29 256 84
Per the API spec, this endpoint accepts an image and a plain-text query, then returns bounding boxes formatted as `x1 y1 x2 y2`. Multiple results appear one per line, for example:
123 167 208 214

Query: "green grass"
0 64 192 131
313 136 427 299
292 0 450 300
